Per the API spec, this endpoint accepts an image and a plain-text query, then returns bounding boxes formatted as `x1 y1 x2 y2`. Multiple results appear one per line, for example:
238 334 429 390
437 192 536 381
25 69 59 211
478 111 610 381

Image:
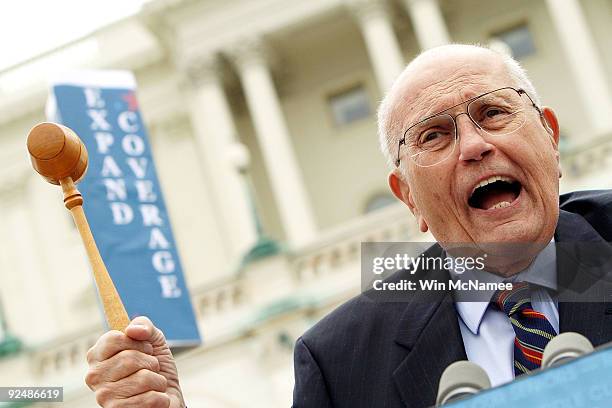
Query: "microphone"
541 332 594 368
436 361 491 406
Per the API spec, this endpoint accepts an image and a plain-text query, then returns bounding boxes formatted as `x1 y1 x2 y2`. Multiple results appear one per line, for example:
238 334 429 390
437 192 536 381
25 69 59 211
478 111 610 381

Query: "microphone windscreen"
541 332 594 368
436 360 491 406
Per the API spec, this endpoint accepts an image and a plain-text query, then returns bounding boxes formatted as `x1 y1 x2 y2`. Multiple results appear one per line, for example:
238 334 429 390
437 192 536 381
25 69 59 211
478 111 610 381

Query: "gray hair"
377 44 541 172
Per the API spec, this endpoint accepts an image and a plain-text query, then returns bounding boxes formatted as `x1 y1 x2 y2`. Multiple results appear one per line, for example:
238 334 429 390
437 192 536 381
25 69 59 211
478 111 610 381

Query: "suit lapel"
391 252 467 408
558 302 612 346
555 210 612 346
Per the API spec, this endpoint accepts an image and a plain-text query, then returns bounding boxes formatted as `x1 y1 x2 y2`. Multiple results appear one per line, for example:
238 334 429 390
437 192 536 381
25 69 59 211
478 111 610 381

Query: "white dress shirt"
448 242 558 387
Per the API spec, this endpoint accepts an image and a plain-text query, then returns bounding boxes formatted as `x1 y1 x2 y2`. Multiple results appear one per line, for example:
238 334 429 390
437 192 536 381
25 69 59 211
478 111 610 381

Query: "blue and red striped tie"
492 282 557 376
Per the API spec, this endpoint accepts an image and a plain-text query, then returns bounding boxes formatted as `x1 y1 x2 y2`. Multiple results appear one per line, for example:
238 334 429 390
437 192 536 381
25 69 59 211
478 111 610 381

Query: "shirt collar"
448 240 557 335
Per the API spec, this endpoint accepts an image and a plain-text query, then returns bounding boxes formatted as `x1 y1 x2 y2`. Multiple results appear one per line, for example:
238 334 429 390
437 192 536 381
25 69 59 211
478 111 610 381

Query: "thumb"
125 316 156 342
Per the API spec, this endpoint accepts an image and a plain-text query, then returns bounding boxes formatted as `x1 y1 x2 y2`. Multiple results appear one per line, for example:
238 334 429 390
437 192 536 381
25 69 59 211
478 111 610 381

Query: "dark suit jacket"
292 190 612 408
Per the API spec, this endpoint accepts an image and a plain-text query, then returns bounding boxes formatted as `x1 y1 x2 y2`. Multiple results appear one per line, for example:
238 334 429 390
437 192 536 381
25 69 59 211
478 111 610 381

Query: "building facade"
0 0 611 406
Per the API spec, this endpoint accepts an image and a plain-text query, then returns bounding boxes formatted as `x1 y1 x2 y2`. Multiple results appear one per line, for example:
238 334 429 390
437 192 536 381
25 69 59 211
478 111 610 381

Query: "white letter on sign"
103 179 127 201
84 88 105 108
118 111 139 133
153 251 175 273
122 134 145 156
101 156 123 177
110 202 134 225
126 157 148 178
158 275 182 298
88 109 111 131
149 227 170 249
140 204 163 226
135 180 157 202
94 132 114 153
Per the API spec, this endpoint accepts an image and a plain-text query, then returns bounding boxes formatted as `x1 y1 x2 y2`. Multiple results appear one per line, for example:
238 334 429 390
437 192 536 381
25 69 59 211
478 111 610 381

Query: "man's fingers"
99 390 171 408
84 317 179 407
94 369 168 406
86 350 161 386
87 331 153 364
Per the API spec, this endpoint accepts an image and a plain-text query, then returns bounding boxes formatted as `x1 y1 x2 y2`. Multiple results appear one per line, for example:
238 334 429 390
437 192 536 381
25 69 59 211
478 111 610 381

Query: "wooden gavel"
27 122 130 331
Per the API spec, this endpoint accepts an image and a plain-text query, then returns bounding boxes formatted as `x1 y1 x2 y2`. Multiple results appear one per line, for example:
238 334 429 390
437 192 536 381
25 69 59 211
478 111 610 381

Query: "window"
328 84 371 126
364 192 396 214
491 24 536 60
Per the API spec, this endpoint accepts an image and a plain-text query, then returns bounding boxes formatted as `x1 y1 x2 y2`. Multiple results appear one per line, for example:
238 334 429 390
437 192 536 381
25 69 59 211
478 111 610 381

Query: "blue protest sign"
48 71 200 346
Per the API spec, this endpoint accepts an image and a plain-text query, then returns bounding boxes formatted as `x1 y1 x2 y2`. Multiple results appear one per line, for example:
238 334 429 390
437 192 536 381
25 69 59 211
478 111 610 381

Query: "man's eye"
421 131 440 142
484 107 506 118
419 130 446 145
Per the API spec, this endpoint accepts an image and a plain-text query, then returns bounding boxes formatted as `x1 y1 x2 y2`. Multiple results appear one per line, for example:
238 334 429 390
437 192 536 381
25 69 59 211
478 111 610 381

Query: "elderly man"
85 44 612 407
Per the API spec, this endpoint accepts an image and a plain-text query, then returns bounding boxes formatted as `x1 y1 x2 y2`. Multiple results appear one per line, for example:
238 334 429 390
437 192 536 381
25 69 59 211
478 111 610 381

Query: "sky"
0 0 149 71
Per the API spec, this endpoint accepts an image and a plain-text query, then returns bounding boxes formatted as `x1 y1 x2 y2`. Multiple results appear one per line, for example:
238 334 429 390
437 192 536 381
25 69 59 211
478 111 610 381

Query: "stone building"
0 0 611 406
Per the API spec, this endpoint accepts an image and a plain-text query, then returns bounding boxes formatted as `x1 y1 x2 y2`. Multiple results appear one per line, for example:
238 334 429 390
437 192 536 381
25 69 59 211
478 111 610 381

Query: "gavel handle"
60 177 130 331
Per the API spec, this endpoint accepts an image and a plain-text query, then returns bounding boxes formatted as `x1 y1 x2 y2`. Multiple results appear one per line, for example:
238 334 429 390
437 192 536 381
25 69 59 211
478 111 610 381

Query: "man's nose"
456 114 494 162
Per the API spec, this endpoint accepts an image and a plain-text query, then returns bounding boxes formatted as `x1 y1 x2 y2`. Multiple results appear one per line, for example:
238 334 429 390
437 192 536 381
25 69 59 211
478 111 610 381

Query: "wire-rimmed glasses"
395 87 541 168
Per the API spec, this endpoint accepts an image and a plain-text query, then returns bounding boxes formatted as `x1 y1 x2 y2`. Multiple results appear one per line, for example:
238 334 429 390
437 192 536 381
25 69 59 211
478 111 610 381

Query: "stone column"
545 0 612 136
184 54 257 257
227 39 317 246
403 0 451 50
350 0 405 92
0 175 58 344
26 174 72 332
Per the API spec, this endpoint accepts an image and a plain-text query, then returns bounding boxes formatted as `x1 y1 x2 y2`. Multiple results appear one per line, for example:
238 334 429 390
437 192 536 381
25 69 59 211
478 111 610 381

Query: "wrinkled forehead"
393 52 514 127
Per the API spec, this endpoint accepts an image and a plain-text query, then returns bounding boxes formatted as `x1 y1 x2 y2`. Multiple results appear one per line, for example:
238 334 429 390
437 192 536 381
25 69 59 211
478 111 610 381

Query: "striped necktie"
492 282 557 376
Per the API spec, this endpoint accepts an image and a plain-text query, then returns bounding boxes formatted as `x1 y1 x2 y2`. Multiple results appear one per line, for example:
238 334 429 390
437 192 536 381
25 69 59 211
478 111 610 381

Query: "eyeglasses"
395 87 541 167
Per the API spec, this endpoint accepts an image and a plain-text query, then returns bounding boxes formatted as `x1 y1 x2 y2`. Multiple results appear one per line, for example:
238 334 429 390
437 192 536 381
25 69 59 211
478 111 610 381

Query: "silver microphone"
436 361 491 406
541 332 594 368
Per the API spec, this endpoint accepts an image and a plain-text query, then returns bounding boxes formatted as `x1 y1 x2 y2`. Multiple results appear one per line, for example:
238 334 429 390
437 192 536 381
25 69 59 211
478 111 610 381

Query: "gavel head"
27 122 88 185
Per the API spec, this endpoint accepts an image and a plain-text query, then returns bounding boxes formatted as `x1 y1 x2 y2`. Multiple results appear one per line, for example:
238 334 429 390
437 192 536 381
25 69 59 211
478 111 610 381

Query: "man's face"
389 50 560 251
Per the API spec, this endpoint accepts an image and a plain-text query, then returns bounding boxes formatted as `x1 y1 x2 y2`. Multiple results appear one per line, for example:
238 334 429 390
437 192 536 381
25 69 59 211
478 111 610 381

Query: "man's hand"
85 316 185 408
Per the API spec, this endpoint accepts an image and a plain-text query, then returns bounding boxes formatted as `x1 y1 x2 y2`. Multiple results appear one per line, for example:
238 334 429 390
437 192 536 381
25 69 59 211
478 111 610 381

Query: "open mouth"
468 176 522 211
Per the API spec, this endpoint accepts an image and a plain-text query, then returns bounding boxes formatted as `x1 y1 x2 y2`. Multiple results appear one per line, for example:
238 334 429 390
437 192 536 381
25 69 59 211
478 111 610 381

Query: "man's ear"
541 107 562 178
541 107 560 146
388 171 429 232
